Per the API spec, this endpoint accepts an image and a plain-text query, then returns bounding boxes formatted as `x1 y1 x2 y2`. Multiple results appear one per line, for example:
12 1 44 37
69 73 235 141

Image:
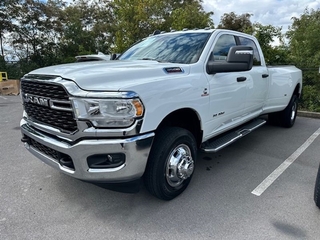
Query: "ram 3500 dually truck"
20 29 302 200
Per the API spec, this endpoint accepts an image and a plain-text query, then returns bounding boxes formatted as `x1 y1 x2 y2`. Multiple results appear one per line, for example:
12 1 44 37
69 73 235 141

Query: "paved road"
1 95 320 240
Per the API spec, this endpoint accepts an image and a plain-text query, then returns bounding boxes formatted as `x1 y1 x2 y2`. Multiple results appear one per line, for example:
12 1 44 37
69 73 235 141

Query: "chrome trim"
88 164 125 173
22 93 50 107
235 50 253 55
22 75 139 99
50 100 73 112
21 119 155 182
23 114 144 142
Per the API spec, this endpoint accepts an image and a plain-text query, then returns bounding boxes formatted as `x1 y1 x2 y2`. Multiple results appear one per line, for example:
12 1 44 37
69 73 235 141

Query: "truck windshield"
119 32 211 64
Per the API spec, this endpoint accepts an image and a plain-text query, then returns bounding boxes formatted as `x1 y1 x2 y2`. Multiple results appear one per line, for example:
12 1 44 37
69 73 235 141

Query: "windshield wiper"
139 58 158 61
139 58 169 63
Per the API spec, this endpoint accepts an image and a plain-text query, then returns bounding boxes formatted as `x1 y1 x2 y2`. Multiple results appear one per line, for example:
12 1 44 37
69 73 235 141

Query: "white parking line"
252 127 320 196
0 96 7 100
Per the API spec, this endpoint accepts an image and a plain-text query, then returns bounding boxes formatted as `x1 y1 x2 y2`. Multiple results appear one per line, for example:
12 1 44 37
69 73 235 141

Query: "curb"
297 111 320 119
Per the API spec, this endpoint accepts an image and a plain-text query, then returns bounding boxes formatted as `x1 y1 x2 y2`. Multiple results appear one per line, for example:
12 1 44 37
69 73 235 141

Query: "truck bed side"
262 65 302 114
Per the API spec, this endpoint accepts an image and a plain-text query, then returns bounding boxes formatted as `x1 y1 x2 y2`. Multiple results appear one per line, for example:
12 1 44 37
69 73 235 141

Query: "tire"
280 94 298 128
268 94 298 128
268 112 280 125
144 127 197 200
314 163 320 208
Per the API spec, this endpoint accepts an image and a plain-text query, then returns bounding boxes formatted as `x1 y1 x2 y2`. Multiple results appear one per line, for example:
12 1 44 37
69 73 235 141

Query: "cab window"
212 34 237 61
238 37 261 65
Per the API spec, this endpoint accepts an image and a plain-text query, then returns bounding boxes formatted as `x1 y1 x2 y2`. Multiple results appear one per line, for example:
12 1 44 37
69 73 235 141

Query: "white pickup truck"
20 29 302 200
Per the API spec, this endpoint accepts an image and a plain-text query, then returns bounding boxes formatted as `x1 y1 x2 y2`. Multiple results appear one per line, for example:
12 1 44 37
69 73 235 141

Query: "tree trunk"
0 31 4 56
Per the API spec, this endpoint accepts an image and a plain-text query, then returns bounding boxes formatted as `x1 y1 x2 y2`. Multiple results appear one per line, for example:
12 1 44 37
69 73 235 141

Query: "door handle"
237 77 247 82
262 74 269 78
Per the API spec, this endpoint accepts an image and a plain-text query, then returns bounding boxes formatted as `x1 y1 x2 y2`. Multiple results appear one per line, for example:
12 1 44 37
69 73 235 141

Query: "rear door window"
238 37 261 65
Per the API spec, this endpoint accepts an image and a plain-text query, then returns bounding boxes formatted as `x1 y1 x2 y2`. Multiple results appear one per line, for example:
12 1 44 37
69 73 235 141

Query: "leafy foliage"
170 2 214 31
110 0 213 52
287 9 320 111
2 0 214 63
0 0 15 56
253 23 287 65
218 12 253 34
287 9 320 69
1 1 320 112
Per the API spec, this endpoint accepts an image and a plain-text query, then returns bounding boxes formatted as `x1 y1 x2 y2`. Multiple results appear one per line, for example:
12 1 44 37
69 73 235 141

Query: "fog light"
87 153 125 169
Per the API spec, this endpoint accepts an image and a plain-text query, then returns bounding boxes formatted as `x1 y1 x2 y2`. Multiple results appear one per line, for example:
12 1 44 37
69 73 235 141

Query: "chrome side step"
201 118 266 153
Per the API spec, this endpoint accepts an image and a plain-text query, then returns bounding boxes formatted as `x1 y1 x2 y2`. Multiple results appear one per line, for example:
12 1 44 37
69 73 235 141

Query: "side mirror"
206 46 253 74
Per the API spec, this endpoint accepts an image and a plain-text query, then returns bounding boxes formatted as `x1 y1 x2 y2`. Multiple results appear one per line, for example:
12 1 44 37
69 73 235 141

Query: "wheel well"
156 108 202 147
294 83 301 98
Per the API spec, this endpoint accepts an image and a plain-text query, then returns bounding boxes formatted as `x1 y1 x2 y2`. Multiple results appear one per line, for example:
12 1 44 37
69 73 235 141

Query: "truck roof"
152 28 215 36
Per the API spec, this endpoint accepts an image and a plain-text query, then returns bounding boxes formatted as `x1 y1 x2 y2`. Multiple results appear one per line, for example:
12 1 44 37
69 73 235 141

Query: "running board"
201 118 266 153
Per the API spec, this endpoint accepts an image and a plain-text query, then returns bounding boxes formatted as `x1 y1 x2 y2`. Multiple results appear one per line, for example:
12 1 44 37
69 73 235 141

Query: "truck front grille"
24 103 77 132
21 80 78 133
21 80 69 100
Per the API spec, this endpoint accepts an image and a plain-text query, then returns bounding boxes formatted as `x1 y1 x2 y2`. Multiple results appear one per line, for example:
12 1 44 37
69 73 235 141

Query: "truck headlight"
71 98 144 127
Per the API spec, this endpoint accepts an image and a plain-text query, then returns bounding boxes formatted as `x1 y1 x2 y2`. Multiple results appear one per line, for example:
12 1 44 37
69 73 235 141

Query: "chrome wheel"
280 94 298 128
291 101 297 121
166 144 194 188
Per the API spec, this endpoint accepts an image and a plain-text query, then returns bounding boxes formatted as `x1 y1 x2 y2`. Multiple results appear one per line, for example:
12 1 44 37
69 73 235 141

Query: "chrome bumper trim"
20 119 154 182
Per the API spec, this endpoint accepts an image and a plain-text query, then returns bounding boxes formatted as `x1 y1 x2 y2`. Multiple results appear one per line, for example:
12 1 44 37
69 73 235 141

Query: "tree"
3 0 67 74
218 12 253 34
2 0 215 77
58 0 115 62
287 8 320 69
60 0 98 60
0 0 17 57
110 0 214 52
287 8 320 111
170 1 213 30
12 0 52 65
253 23 284 64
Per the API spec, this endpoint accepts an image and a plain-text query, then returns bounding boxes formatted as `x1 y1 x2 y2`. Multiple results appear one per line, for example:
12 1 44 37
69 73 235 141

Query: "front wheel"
144 127 197 200
314 163 320 208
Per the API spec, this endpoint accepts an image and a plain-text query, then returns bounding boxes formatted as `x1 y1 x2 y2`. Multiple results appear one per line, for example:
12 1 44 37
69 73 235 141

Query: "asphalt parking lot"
1 95 320 240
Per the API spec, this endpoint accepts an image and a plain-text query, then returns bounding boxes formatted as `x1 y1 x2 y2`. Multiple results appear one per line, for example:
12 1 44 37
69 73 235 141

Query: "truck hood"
27 60 190 91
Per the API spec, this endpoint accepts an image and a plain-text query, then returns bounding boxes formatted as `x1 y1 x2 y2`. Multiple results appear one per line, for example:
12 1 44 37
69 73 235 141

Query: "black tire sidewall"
145 127 197 200
281 95 298 128
314 163 320 208
268 112 280 126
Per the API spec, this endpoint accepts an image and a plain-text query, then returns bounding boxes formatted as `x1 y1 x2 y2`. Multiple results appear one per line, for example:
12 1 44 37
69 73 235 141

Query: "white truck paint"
20 29 302 200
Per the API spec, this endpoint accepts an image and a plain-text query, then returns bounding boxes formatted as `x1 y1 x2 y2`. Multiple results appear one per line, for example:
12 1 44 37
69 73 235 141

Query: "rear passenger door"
238 36 269 117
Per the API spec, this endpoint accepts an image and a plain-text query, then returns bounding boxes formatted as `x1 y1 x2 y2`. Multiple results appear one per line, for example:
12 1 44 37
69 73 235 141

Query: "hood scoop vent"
164 67 184 74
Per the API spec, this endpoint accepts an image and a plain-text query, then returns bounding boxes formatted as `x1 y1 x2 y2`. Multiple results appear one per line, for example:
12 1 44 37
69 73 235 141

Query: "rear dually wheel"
268 94 298 128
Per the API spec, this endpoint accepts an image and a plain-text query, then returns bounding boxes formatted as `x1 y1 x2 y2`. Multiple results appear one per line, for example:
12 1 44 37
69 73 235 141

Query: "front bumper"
20 118 154 183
